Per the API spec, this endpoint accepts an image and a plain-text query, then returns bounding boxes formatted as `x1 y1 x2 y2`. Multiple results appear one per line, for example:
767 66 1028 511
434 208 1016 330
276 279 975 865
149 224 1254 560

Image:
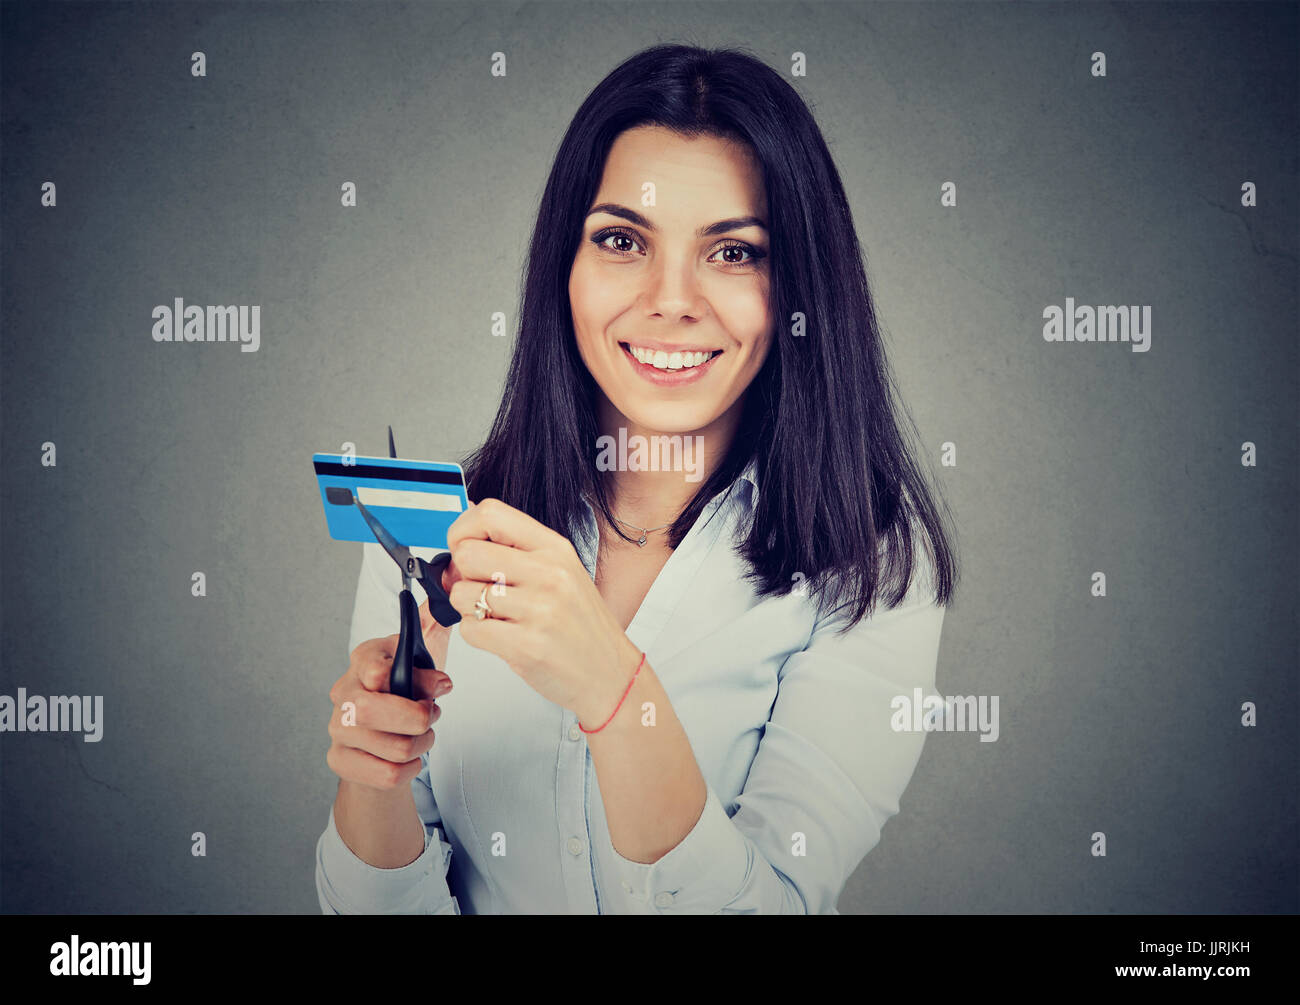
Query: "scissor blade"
353 496 413 575
387 425 397 459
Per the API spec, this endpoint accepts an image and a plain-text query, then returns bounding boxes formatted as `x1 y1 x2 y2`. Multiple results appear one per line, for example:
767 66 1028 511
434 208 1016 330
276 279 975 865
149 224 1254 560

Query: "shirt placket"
555 505 600 913
565 492 738 913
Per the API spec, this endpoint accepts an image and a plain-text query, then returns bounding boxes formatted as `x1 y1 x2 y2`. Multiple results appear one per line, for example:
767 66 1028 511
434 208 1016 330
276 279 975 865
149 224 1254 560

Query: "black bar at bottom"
0 914 1284 989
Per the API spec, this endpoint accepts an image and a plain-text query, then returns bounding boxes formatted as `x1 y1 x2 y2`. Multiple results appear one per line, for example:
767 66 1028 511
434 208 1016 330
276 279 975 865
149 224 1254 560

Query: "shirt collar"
736 455 760 508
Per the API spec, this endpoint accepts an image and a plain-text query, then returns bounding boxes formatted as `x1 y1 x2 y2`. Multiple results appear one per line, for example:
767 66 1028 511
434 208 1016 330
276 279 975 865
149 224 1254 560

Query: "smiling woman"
317 42 960 915
572 128 772 428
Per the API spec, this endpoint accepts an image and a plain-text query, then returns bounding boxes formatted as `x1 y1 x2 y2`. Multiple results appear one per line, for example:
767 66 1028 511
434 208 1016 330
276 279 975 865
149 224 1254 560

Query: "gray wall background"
1 1 1295 914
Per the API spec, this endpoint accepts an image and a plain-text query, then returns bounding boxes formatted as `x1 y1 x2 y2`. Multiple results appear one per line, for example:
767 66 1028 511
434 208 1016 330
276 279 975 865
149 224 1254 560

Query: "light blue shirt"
316 458 947 914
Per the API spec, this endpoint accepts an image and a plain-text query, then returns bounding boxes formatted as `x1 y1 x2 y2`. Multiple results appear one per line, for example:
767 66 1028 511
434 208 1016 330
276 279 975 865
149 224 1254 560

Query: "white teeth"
626 345 716 370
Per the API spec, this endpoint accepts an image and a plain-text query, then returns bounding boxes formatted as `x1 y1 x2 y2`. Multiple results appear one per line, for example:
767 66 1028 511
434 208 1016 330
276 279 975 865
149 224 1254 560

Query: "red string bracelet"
579 651 646 734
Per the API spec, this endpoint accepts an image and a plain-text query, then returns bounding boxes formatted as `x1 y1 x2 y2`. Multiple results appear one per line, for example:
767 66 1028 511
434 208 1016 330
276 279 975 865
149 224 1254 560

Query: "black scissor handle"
419 551 462 628
391 588 435 699
389 552 460 699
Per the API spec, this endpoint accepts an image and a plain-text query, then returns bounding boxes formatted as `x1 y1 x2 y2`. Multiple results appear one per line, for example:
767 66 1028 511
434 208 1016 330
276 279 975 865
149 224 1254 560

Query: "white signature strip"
356 485 464 512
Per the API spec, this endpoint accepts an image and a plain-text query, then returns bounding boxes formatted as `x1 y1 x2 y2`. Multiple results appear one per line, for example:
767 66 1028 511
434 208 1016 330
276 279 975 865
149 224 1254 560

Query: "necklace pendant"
635 532 648 547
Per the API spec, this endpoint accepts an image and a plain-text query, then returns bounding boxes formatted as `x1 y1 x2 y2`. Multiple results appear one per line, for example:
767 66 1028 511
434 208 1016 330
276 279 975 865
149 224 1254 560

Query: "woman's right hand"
326 603 454 791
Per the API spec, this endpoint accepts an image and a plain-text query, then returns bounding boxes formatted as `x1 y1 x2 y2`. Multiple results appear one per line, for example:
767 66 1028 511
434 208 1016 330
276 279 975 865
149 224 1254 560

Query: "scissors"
348 426 462 699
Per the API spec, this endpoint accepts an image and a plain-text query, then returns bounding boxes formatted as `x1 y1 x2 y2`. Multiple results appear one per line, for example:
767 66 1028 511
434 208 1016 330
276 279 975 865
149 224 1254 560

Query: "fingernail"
435 681 453 697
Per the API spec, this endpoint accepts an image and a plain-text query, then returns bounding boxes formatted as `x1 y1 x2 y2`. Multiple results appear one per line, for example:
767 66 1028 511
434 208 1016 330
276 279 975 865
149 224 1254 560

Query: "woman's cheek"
585 264 635 315
570 258 613 327
713 288 771 350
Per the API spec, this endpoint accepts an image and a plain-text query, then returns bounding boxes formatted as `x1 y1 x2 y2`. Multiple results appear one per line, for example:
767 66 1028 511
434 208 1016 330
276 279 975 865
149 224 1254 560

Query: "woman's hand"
326 626 454 791
441 497 642 727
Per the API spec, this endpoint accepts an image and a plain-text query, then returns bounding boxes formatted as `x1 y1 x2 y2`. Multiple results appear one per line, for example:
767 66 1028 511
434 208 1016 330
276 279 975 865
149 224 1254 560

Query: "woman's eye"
593 229 643 255
710 242 763 267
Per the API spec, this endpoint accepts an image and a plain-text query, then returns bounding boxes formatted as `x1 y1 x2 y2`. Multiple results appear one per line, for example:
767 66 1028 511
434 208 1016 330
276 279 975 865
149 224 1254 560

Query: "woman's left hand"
442 498 642 726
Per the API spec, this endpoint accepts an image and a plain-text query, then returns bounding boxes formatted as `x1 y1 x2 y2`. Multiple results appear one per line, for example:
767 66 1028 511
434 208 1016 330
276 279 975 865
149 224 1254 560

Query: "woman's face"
569 125 773 438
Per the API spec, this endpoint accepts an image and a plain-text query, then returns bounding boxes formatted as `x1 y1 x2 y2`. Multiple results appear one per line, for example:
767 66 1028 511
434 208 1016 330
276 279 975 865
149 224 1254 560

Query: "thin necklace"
610 513 673 547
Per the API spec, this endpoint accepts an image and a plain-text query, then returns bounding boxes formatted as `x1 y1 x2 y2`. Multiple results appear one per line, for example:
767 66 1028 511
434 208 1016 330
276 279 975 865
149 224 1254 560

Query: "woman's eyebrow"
586 202 767 237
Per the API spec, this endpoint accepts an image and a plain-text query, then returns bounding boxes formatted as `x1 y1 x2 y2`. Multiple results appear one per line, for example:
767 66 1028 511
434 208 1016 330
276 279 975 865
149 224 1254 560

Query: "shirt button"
621 881 633 893
654 891 674 908
568 723 582 741
566 836 584 856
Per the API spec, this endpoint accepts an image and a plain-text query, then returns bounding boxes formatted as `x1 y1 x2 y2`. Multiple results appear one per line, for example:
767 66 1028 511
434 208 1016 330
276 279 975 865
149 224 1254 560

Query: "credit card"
313 453 468 550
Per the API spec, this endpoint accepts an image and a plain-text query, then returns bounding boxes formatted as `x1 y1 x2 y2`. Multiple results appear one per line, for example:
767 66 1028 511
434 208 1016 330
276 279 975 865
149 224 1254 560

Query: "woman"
316 43 959 914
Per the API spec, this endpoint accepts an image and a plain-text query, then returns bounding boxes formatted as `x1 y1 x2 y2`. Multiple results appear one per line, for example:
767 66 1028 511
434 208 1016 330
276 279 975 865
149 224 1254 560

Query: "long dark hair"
460 42 959 631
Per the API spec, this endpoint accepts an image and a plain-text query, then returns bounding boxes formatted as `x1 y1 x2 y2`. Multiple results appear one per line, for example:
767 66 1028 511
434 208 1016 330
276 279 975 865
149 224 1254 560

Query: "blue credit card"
313 453 468 550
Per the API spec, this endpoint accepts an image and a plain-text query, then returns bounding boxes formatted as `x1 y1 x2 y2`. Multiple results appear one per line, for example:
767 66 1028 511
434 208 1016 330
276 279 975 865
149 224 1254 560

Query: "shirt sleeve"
604 557 947 914
315 541 462 915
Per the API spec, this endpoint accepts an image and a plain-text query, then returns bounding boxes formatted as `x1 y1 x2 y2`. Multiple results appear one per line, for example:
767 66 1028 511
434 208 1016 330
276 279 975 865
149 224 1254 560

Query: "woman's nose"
642 253 705 321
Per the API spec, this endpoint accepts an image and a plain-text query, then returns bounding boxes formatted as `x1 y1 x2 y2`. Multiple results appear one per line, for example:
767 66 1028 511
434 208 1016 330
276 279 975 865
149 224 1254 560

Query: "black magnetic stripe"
313 460 465 486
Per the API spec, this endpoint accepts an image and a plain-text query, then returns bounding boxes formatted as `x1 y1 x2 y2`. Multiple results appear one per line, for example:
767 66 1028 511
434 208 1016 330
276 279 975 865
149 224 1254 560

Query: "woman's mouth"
618 342 723 386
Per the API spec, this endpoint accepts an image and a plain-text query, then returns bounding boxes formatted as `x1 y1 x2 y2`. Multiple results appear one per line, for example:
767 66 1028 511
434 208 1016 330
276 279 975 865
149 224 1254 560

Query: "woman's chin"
617 401 716 436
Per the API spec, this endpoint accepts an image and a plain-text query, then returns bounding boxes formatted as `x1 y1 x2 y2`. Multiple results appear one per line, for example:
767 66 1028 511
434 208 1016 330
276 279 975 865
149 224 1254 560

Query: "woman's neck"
594 395 741 531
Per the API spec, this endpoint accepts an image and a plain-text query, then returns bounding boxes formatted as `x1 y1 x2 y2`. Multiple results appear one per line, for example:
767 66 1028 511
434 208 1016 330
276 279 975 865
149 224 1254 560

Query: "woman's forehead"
595 128 766 218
